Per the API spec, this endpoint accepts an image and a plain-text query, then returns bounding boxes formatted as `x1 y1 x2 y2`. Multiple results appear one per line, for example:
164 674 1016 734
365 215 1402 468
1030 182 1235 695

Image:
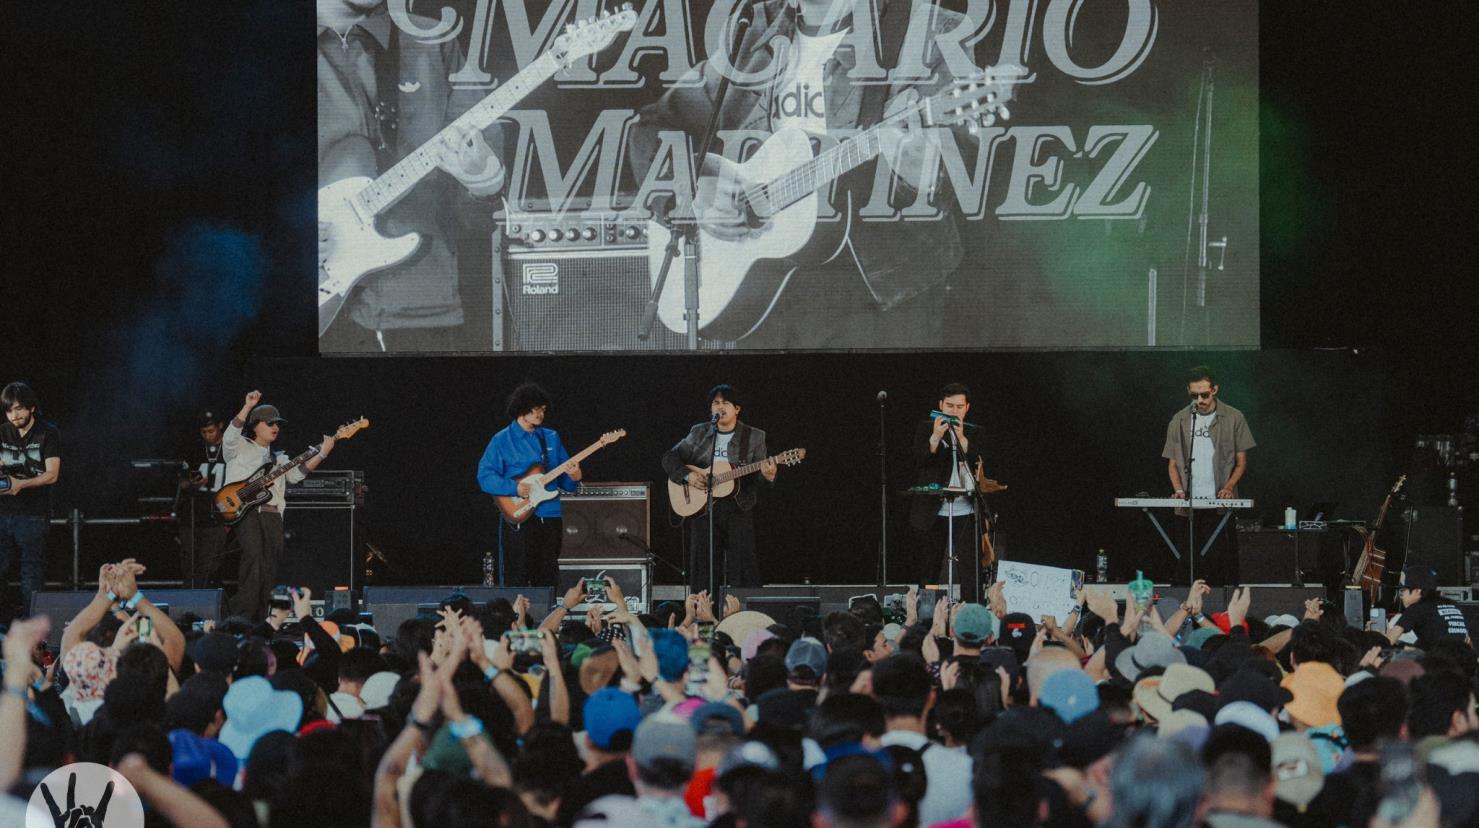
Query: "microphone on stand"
877 390 887 403
709 411 721 423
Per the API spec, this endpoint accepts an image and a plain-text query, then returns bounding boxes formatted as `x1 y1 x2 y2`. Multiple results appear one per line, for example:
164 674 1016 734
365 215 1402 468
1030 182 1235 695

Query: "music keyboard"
1115 497 1254 509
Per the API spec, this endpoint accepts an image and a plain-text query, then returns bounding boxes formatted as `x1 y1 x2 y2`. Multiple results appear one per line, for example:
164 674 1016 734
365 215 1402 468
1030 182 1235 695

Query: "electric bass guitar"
214 418 369 524
317 6 638 335
1352 474 1406 600
645 66 1020 341
496 429 626 524
668 448 806 517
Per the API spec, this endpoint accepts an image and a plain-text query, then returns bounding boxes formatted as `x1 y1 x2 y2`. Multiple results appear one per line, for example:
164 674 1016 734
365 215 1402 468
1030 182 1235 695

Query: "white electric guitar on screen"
646 66 1020 342
317 6 637 336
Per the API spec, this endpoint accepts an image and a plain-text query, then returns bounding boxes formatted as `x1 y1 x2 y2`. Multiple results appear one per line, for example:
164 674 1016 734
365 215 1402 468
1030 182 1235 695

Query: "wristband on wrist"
1193 612 1209 624
124 592 143 611
450 716 485 740
4 686 29 701
410 716 436 733
105 590 119 604
483 665 501 683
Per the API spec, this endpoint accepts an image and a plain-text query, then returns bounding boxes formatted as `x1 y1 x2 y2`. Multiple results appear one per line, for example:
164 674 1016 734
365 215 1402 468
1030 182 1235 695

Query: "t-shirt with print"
184 440 229 522
1397 600 1471 649
769 27 847 134
713 430 735 464
0 420 61 516
1190 411 1217 499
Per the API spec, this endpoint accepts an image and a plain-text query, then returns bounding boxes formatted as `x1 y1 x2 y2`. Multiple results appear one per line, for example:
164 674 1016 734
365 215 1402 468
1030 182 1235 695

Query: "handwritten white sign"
997 560 1079 625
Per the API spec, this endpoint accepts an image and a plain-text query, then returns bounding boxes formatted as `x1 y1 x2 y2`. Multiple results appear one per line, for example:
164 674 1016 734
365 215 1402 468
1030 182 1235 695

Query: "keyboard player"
1161 366 1256 585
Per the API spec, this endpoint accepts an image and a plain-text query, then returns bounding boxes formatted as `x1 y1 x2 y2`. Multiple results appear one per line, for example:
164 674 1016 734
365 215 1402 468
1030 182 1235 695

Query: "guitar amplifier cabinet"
286 470 364 505
492 201 686 352
1404 505 1464 585
561 483 650 559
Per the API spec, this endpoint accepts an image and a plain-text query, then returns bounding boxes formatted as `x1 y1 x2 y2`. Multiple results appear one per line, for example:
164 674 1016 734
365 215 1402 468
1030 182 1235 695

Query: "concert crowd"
0 562 1475 828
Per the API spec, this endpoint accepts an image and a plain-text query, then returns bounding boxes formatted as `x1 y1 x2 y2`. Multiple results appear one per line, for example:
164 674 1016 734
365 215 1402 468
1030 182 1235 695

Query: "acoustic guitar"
668 448 806 517
496 429 626 524
1351 474 1406 600
214 418 369 524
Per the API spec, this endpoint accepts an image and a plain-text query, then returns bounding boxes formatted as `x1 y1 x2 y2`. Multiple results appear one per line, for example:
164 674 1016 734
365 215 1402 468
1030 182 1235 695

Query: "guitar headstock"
551 4 638 67
335 417 369 440
923 64 1025 134
776 448 807 466
600 429 627 445
1392 474 1407 493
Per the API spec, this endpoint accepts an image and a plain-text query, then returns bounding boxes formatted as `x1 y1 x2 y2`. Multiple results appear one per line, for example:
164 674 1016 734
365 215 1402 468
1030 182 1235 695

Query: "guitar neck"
355 53 560 217
713 454 779 485
749 110 911 215
249 445 319 492
545 438 607 480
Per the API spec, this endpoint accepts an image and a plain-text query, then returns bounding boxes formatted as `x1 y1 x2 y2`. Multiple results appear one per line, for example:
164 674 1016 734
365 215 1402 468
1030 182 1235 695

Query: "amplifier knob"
549 228 564 241
567 227 580 241
530 229 545 243
508 224 522 235
583 227 598 241
624 226 640 239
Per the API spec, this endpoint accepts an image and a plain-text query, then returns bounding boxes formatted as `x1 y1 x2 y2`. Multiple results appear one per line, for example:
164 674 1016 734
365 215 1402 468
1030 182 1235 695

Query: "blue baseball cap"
1040 669 1099 725
650 629 689 682
583 688 641 750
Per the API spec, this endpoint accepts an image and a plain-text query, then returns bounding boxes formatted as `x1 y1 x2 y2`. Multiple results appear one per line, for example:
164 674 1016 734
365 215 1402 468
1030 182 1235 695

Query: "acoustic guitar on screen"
668 448 807 517
496 429 627 524
645 66 1021 341
316 6 637 336
214 418 369 525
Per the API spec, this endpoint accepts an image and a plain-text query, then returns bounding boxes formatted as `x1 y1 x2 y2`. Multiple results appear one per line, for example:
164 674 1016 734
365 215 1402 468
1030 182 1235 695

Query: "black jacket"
908 419 983 531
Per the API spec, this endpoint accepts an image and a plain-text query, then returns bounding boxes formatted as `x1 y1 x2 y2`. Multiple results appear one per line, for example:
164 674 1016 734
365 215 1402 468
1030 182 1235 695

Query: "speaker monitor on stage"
1403 505 1464 585
561 484 651 559
280 504 365 597
361 586 555 641
29 589 224 649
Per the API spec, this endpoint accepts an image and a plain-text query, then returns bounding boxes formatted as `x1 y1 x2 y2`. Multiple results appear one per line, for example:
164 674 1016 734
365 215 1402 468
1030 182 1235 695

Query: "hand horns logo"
27 763 144 828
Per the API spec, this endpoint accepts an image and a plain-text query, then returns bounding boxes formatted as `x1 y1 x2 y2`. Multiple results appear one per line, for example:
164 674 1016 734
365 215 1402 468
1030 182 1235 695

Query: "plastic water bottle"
1095 549 1108 583
482 551 496 587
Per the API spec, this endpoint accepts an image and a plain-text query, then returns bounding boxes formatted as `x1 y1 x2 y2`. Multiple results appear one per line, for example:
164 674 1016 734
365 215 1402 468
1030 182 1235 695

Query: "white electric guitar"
317 6 637 335
646 66 1020 342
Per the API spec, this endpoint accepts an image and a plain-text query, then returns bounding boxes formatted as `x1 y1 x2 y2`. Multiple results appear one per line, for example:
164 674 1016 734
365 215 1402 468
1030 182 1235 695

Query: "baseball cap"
247 404 286 426
952 604 996 645
359 671 400 710
691 702 745 736
998 613 1036 662
189 632 239 675
1400 565 1439 593
1213 700 1280 743
169 728 238 787
717 740 781 779
197 410 224 428
785 637 827 680
1058 710 1128 769
1218 665 1293 713
1039 669 1099 724
1270 732 1325 808
584 688 641 750
650 629 689 682
633 713 697 770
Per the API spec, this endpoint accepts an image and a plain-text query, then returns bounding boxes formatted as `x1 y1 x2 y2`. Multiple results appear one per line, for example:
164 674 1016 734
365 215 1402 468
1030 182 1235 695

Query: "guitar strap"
534 429 549 469
371 22 402 168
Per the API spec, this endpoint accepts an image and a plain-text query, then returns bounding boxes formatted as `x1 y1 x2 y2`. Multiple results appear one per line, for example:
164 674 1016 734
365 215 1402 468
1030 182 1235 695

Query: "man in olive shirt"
1161 366 1255 585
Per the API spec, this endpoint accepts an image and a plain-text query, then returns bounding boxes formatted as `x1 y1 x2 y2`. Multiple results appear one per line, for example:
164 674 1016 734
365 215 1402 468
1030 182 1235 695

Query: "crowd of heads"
1 562 1476 828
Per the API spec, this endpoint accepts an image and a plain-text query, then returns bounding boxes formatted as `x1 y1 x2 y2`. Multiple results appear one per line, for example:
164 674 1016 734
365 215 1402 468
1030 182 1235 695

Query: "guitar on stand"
1351 474 1406 601
496 430 627 524
316 6 638 334
214 418 369 524
973 457 1007 578
668 448 807 517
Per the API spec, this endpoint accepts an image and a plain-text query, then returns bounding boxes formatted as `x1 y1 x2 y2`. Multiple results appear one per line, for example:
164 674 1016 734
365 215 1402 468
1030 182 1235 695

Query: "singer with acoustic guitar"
477 383 583 588
662 384 777 592
223 391 336 619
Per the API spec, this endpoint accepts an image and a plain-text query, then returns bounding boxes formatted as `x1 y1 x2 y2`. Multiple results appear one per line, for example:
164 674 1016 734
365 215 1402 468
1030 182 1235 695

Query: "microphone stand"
1186 404 1197 585
877 392 888 588
706 415 721 598
946 427 960 600
637 10 753 347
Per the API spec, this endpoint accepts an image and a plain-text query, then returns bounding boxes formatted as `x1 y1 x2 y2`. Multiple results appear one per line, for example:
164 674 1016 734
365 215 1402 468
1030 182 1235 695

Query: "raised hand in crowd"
1227 586 1252 628
513 594 530 629
1084 586 1119 624
695 590 718 624
905 585 919 627
987 580 1008 618
1 616 49 792
940 659 961 691
723 593 742 619
291 586 313 621
585 603 606 636
1303 596 1323 622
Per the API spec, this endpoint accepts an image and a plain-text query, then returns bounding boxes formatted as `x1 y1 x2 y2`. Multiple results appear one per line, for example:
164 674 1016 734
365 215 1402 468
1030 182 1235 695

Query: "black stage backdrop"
29 349 1473 588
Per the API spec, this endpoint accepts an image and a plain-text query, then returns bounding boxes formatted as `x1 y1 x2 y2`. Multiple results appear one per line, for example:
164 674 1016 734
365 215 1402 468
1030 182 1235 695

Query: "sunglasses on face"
1189 391 1214 400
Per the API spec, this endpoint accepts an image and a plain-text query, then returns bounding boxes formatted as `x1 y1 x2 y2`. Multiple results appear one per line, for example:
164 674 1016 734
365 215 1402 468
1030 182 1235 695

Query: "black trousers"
687 498 760 593
918 512 983 603
178 518 234 589
230 510 283 619
1173 512 1239 587
498 516 562 587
